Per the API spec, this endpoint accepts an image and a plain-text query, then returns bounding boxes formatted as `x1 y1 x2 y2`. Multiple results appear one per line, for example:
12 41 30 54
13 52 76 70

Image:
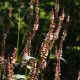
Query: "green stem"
44 59 51 74
23 6 30 19
16 31 20 60
23 2 35 19
25 61 27 76
26 70 31 80
16 10 21 60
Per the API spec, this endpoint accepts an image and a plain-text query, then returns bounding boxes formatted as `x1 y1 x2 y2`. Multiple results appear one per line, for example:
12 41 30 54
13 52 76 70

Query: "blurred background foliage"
0 0 80 80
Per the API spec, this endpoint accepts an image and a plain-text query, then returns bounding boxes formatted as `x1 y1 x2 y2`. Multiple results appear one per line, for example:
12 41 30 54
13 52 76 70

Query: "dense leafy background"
0 0 80 80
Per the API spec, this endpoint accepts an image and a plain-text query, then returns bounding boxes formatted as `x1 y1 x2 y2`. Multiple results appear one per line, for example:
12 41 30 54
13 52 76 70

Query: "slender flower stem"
16 11 21 60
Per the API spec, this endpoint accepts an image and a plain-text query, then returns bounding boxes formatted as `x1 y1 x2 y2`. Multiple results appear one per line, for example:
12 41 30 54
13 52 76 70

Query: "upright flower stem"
16 11 21 60
16 31 20 60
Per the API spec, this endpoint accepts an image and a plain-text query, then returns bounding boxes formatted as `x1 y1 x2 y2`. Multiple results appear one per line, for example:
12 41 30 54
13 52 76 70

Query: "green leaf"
27 65 31 69
50 55 67 63
50 55 57 59
60 57 67 63
22 56 35 61
13 74 25 79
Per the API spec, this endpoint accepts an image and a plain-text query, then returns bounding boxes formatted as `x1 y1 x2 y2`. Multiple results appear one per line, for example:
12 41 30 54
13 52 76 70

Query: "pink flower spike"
61 8 65 21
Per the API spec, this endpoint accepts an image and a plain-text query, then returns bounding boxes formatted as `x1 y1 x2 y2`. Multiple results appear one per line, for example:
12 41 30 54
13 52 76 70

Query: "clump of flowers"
7 48 17 80
0 0 70 80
